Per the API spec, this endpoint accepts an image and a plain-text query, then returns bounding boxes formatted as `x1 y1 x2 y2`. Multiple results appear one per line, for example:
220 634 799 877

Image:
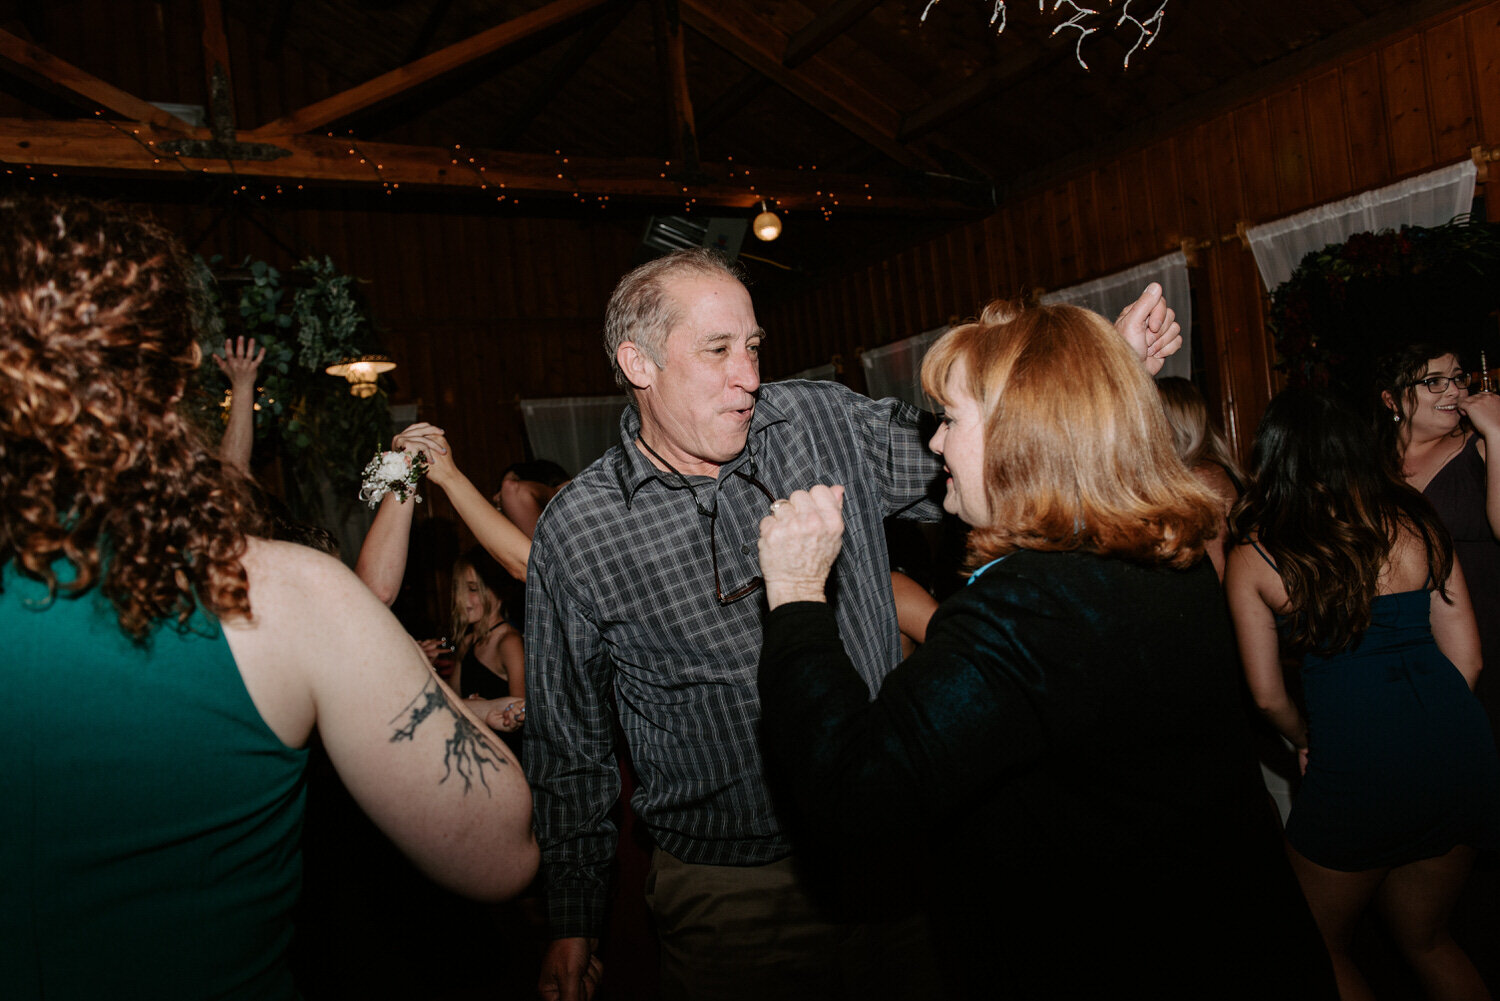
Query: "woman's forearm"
1258 700 1308 750
353 493 417 606
436 471 532 581
220 386 255 476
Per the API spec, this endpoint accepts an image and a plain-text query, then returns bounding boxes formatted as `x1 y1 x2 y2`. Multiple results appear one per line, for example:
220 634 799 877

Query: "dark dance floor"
290 745 1499 1000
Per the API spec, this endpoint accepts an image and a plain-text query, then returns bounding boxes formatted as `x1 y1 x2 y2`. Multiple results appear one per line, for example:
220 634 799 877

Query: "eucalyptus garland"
184 255 392 519
1266 216 1500 399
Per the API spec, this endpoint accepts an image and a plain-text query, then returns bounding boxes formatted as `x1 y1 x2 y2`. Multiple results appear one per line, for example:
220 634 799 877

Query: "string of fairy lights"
1 115 854 235
1 3 1176 233
920 0 1168 71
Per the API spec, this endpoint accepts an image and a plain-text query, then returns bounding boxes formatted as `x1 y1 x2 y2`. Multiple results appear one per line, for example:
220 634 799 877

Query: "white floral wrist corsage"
359 449 429 509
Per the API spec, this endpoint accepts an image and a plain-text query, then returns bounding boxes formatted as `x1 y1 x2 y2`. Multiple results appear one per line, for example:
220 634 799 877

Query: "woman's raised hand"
1115 283 1181 375
213 335 265 392
391 422 445 455
758 485 846 609
391 422 459 487
1458 388 1500 440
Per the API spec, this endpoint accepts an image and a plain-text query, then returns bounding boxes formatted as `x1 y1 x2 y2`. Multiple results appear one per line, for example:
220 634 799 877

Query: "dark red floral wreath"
1266 217 1500 398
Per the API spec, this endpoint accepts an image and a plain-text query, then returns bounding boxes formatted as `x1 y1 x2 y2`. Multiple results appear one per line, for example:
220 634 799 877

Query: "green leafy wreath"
1266 216 1500 400
183 256 393 520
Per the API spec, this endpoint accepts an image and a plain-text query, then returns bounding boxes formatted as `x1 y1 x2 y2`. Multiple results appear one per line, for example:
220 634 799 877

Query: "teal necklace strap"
967 555 1009 585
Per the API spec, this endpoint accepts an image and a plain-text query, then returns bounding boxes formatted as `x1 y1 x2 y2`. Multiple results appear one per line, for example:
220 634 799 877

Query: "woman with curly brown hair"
0 195 537 999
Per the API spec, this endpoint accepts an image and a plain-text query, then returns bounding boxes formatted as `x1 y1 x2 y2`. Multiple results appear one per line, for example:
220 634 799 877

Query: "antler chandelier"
921 0 1168 71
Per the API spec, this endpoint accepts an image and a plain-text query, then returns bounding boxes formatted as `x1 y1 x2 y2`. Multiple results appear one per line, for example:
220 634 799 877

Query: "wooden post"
652 0 699 176
200 0 236 142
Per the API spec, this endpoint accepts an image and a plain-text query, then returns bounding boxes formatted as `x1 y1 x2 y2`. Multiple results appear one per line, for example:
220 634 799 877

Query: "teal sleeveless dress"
0 560 309 999
1253 546 1500 870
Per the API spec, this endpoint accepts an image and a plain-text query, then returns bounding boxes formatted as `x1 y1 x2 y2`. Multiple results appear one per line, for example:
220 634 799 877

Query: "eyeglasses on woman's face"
1410 373 1472 394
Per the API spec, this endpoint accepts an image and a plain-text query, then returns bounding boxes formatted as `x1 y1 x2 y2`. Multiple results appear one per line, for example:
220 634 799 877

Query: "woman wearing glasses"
753 302 1335 999
1375 344 1500 749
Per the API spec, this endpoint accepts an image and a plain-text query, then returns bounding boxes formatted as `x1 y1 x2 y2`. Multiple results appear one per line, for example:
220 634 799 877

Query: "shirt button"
741 544 751 554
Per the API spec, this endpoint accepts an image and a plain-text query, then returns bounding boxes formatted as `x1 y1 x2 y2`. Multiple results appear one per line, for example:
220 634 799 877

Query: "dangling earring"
1391 411 1402 423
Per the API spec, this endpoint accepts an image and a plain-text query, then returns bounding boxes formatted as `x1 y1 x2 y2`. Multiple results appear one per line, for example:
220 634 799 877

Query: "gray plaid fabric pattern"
524 379 943 937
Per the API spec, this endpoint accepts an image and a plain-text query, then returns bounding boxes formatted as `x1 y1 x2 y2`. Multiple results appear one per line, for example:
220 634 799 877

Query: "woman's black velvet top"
759 549 1335 999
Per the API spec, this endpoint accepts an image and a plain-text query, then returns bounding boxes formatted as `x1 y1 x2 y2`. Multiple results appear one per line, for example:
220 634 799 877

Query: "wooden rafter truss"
0 0 985 216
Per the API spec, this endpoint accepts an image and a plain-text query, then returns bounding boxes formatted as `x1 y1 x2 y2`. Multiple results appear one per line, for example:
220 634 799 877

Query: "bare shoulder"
1225 536 1288 603
229 537 411 683
239 537 382 621
1384 525 1438 593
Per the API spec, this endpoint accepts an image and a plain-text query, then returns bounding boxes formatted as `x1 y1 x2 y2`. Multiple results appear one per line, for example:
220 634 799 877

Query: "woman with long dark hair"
0 196 537 997
1227 388 1499 1000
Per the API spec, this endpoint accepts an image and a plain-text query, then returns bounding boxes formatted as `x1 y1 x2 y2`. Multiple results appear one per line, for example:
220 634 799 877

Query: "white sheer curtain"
1040 250 1193 380
520 395 629 476
860 326 949 409
1246 160 1478 292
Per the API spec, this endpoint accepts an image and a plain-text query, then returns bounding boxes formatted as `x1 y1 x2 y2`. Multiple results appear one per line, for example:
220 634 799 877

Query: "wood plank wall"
140 198 641 526
759 0 1500 459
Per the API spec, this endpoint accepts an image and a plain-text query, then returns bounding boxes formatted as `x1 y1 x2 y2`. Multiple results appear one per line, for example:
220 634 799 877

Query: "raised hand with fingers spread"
215 335 267 475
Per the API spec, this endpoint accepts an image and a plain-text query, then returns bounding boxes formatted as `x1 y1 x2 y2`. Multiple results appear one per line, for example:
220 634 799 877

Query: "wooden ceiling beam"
677 0 938 172
652 0 699 174
493 1 634 148
251 0 612 136
199 0 237 142
782 0 883 68
0 29 199 131
0 118 978 215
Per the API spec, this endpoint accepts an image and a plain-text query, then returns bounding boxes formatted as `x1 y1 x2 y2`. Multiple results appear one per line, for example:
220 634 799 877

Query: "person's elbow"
352 563 400 606
1249 687 1290 718
432 798 540 902
470 830 540 902
358 579 398 606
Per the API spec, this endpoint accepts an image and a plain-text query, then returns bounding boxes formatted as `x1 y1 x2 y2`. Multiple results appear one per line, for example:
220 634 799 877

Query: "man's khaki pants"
645 848 943 1001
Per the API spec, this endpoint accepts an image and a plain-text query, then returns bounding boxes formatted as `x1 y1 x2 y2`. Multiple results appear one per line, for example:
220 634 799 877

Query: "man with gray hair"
525 248 1180 1000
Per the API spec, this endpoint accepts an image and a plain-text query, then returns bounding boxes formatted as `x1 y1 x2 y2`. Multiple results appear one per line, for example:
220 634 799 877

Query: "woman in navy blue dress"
1227 389 1500 1001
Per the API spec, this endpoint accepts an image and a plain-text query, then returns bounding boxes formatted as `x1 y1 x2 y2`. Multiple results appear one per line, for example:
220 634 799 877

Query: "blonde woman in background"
1158 376 1245 579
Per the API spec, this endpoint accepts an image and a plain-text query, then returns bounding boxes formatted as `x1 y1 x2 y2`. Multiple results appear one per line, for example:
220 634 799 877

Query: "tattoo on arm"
389 679 508 794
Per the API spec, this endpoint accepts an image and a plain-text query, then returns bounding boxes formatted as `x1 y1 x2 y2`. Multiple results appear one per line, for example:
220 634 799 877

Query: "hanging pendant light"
326 354 395 398
752 199 782 242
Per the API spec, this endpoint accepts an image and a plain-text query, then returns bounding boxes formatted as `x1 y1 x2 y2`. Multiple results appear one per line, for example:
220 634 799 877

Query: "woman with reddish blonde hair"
755 300 1334 999
0 195 536 999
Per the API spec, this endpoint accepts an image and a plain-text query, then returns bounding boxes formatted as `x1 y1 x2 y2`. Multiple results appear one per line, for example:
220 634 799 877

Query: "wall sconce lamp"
326 354 396 398
752 199 782 242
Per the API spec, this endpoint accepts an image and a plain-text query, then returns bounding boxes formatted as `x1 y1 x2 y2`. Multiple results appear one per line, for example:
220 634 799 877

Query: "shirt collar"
613 389 791 508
